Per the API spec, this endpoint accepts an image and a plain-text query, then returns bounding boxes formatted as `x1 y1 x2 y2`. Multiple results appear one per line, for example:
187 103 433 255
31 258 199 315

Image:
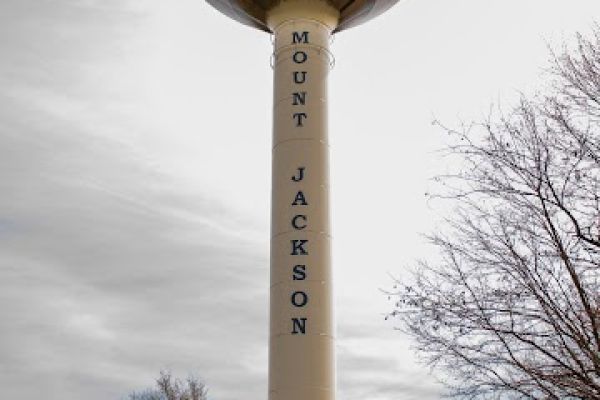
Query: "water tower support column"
205 0 401 398
269 6 338 400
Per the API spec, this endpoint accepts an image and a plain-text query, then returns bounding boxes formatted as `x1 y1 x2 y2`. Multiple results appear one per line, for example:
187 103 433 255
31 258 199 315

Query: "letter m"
292 31 309 44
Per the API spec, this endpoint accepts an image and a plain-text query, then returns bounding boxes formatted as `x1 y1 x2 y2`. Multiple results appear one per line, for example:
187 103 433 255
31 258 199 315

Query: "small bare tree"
387 29 600 399
129 371 208 400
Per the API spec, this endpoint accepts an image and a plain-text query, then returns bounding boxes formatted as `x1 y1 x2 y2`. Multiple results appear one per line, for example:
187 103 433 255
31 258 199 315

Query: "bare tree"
129 371 208 400
387 29 600 399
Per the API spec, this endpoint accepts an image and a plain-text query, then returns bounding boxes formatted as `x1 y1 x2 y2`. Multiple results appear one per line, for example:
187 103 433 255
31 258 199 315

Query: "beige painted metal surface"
205 0 400 399
269 10 337 400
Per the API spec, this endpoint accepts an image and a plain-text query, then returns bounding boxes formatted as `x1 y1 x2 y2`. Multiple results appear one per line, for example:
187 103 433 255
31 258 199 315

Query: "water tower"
205 0 400 399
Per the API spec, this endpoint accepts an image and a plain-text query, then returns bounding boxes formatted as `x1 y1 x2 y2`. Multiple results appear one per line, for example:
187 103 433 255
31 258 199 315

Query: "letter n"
292 318 307 334
292 92 306 106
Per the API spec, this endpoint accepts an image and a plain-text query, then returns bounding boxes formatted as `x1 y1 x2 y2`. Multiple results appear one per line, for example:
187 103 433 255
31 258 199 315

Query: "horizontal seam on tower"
271 230 332 239
272 138 330 150
271 333 336 340
270 279 327 289
269 386 335 394
271 18 335 33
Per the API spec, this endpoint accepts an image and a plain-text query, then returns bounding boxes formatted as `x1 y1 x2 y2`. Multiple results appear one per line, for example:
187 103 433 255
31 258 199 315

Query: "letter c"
292 215 307 230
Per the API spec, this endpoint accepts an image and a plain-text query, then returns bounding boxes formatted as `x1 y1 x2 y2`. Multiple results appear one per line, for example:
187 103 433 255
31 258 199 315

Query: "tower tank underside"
206 0 399 32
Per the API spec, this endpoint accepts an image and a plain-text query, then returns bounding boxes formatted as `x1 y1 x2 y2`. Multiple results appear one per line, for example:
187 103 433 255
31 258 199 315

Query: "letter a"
291 167 305 182
292 190 308 205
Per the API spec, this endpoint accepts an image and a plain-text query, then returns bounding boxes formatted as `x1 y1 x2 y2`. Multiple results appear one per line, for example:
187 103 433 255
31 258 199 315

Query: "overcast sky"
1 1 599 399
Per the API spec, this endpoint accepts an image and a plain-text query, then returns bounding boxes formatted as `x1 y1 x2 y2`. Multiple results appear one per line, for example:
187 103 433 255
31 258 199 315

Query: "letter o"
293 51 308 64
291 291 308 307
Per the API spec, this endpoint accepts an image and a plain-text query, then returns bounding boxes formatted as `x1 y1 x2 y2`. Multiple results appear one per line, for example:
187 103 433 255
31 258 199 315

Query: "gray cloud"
337 323 442 400
0 1 444 399
0 2 269 398
0 88 270 400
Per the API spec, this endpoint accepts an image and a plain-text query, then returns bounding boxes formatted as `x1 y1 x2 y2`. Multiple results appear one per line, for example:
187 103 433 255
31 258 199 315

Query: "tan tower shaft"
268 4 338 400
205 0 400 398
